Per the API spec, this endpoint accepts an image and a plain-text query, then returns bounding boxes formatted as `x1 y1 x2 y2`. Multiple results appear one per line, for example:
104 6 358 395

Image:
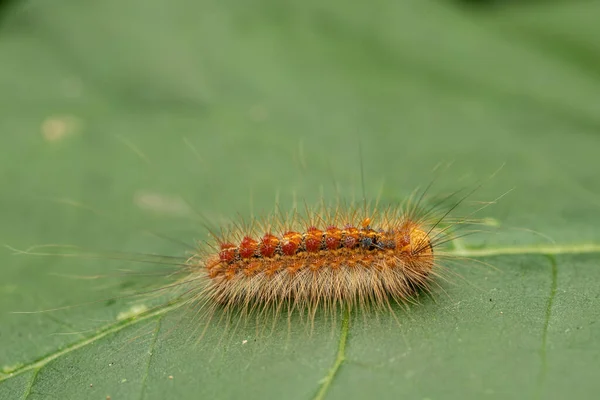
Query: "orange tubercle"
206 218 434 280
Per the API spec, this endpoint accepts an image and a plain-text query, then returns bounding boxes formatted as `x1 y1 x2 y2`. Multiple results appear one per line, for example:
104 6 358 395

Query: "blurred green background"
1 0 600 399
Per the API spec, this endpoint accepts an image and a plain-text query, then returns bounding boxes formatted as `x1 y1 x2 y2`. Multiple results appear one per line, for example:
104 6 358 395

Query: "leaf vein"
138 317 163 400
21 367 40 400
313 307 350 400
0 301 182 384
536 255 558 398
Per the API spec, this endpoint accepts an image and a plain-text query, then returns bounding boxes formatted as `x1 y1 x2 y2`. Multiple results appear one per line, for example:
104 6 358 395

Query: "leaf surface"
1 1 599 399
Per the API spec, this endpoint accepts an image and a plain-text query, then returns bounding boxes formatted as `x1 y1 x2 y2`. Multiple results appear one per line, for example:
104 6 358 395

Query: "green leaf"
1 1 599 399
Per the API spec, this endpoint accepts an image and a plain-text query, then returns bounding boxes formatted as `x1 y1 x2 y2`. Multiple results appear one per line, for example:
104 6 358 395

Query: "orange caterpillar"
180 199 464 323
